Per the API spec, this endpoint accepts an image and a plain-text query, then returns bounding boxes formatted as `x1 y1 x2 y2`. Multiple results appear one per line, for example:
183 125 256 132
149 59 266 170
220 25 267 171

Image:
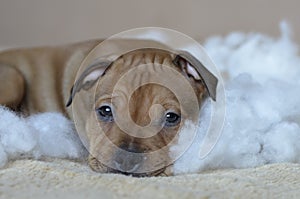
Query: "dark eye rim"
164 111 181 127
96 105 114 122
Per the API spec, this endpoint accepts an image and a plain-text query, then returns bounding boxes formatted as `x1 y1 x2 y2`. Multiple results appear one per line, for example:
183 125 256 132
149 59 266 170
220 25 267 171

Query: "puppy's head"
67 48 217 177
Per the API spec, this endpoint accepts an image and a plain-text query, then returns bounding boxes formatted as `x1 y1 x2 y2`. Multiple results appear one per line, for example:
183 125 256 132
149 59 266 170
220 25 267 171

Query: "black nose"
113 143 144 173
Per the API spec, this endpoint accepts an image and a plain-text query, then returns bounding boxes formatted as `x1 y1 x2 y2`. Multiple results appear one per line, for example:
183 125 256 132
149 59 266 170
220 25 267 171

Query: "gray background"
0 0 299 47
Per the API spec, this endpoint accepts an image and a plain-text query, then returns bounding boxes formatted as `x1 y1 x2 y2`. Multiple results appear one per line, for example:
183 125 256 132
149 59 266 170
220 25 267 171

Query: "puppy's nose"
113 144 144 173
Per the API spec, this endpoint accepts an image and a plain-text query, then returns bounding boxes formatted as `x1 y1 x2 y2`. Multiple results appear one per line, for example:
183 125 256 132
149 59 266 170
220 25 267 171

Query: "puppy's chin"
88 156 173 177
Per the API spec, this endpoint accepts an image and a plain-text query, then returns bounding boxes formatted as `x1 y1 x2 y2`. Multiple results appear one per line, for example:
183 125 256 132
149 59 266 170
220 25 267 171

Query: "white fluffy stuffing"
172 22 300 174
0 107 86 167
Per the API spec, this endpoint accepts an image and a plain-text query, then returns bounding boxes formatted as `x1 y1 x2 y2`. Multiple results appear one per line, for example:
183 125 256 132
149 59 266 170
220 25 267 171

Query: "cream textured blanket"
1 159 299 199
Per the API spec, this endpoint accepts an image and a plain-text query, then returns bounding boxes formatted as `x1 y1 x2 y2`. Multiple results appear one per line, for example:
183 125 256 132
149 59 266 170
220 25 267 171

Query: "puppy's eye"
164 112 181 127
96 105 113 122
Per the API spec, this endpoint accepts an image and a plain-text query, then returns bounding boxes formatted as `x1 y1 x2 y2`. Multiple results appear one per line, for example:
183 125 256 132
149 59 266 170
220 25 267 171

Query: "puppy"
0 39 217 176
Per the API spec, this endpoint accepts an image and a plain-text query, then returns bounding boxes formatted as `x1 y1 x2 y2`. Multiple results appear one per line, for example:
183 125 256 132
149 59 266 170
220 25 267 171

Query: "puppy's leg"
0 64 25 110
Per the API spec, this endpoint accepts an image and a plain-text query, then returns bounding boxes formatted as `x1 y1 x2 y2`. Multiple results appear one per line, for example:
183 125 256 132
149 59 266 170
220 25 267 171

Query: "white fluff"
0 107 86 167
27 113 86 159
172 22 300 174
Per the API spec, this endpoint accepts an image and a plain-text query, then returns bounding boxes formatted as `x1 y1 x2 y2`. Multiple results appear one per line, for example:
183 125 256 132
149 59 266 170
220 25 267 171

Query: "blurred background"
0 0 299 48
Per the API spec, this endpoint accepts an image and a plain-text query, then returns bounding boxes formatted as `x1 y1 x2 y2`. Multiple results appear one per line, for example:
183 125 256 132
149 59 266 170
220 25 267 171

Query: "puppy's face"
68 48 217 177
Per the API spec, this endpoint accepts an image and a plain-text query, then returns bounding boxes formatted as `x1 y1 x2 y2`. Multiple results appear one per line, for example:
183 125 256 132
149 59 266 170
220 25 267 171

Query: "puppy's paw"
88 155 108 173
158 165 174 177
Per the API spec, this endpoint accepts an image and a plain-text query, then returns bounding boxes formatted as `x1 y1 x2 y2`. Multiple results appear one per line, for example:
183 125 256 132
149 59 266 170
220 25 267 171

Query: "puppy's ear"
66 59 112 107
173 51 218 101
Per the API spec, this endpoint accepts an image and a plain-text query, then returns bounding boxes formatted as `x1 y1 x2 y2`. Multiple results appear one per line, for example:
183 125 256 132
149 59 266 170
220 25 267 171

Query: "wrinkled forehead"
95 49 181 98
108 49 177 75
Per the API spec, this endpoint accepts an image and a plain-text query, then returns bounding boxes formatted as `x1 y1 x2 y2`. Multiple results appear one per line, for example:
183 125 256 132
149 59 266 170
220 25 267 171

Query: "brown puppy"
0 39 217 176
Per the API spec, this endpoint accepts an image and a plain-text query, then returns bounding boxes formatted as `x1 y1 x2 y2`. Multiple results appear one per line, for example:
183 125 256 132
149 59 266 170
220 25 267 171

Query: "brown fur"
81 50 206 176
0 40 101 114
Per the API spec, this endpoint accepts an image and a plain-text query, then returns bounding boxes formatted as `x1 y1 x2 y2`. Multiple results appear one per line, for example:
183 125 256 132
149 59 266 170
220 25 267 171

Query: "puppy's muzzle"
112 143 144 174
